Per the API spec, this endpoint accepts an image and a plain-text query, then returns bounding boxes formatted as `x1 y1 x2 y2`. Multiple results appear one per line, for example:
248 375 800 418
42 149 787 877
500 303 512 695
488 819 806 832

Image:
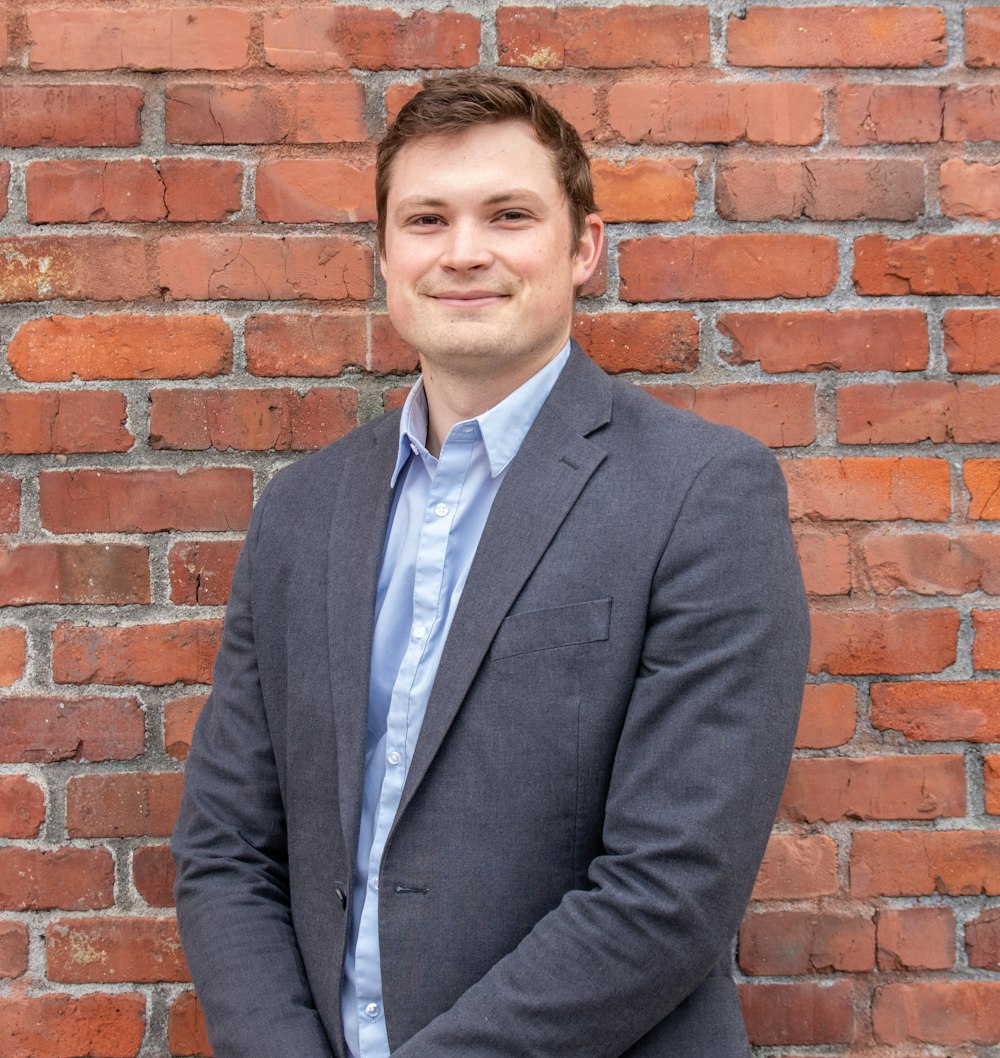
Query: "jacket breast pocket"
490 597 612 660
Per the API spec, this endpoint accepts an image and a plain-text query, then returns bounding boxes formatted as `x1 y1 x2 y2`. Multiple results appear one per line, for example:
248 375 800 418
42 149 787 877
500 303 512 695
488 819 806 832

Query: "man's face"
380 120 603 388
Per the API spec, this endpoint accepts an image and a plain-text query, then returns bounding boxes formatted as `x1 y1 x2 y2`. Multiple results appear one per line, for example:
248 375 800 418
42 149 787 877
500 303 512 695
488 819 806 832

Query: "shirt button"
387 749 401 766
434 502 449 517
413 625 426 640
365 1002 380 1019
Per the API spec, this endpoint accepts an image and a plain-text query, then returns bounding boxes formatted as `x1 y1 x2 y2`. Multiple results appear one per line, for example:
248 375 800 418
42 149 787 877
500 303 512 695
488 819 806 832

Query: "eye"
409 215 444 227
497 209 530 222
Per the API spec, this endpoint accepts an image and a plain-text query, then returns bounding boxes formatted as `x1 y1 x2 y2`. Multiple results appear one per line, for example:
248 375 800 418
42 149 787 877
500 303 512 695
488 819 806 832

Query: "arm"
393 440 810 1058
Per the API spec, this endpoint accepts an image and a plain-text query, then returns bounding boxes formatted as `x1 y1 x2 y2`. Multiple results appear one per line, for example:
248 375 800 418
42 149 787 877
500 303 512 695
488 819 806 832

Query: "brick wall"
1 2 999 1055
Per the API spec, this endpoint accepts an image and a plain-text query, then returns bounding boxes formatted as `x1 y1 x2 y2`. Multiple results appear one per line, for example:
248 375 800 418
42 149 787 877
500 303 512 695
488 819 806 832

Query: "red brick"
728 6 945 67
263 7 479 70
383 388 410 413
940 158 1000 220
0 921 28 979
150 388 358 451
158 236 372 301
796 684 856 749
48 917 189 983
877 907 955 971
838 84 943 145
0 775 44 838
780 754 965 823
0 627 26 687
164 694 206 761
621 235 836 302
133 845 175 908
783 457 951 522
256 159 375 223
967 8 1000 67
169 993 212 1057
0 993 146 1058
974 609 1000 670
28 8 250 71
851 830 1000 896
809 608 959 676
169 541 240 607
39 468 252 534
534 83 598 141
945 309 1000 373
862 532 1000 595
0 543 148 606
0 695 144 763
855 234 1000 295
0 236 153 301
0 85 142 147
0 21 6 66
646 383 815 448
497 5 708 69
794 528 851 596
9 314 232 381
66 772 184 838
245 313 367 377
872 681 1000 742
739 910 874 974
874 981 1000 1045
0 391 131 455
370 315 421 376
609 81 823 146
966 459 1000 519
161 158 243 222
967 907 1000 968
53 620 222 688
944 85 1000 142
0 162 9 221
0 847 113 910
752 833 839 900
591 158 696 222
717 157 924 221
572 312 698 375
166 82 367 145
0 474 18 533
738 981 854 1046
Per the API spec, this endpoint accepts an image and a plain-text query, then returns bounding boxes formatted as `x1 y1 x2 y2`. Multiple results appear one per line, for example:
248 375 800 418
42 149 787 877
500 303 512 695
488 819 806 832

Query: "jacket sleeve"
170 487 337 1058
391 439 810 1058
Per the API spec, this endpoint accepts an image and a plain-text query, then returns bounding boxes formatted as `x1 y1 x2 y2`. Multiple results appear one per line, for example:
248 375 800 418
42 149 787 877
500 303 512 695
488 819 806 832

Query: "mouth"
428 291 510 309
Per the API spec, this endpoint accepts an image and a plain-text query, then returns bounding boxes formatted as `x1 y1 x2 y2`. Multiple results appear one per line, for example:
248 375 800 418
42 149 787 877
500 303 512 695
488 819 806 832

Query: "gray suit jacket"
172 346 810 1058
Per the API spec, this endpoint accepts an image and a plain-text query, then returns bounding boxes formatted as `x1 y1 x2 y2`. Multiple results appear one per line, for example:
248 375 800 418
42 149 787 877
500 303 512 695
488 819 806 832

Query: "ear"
571 213 604 288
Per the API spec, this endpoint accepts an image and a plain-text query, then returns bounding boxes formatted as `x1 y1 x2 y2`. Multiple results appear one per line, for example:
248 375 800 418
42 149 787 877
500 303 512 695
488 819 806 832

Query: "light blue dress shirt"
341 342 571 1058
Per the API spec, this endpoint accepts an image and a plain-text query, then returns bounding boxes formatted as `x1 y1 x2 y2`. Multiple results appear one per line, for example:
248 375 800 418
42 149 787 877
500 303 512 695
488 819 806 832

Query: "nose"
439 219 493 271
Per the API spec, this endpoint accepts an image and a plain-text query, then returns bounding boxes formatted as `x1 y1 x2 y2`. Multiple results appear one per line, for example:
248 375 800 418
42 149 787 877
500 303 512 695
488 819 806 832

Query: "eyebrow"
393 189 549 212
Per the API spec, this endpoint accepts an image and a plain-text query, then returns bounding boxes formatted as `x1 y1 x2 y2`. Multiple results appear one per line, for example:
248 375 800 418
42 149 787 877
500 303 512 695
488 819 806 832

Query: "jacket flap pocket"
491 597 612 660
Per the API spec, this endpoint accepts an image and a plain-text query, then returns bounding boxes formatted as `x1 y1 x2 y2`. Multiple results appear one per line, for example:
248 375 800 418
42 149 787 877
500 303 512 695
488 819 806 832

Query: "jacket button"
335 886 347 910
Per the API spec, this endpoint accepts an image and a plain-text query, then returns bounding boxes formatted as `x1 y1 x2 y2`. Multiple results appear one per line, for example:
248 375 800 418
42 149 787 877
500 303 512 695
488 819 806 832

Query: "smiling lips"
429 290 511 307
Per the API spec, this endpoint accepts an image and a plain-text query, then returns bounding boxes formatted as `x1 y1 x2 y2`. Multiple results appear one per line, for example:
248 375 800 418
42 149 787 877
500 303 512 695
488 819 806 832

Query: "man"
172 72 809 1058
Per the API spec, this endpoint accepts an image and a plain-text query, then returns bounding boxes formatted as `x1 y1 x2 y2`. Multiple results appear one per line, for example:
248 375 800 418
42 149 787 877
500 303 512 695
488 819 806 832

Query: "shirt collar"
391 340 571 485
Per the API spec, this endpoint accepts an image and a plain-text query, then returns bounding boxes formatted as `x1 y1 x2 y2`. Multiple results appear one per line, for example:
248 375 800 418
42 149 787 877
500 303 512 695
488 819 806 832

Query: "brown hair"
376 72 597 251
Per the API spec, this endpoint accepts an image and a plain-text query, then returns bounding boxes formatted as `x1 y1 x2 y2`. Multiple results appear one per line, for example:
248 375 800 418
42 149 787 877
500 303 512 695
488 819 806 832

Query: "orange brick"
944 85 1000 142
855 234 1000 295
0 236 152 302
256 159 375 223
837 83 943 145
608 81 822 146
245 313 367 377
796 684 856 749
28 8 250 71
132 846 175 908
1 994 146 1058
940 158 1000 220
262 8 480 70
739 910 874 974
783 457 951 522
967 7 1000 66
872 681 1000 742
0 162 10 221
0 695 144 763
837 381 1000 443
987 755 1000 814
0 391 131 454
591 158 696 222
0 921 28 979
572 312 698 375
0 775 44 838
29 159 162 222
168 541 241 606
47 917 189 983
9 314 232 381
861 531 1000 595
739 981 854 1046
966 459 1000 519
66 772 184 838
851 830 1000 896
370 315 421 376
728 6 945 68
877 907 955 970
809 608 959 676
620 235 837 301
169 993 212 1058
967 907 1000 967
0 847 113 911
163 694 206 762
497 6 709 69
945 309 1000 373
794 528 851 595
167 82 367 145
0 474 18 533
0 84 142 147
0 626 26 687
752 833 839 900
974 609 1000 670
874 981 1000 1045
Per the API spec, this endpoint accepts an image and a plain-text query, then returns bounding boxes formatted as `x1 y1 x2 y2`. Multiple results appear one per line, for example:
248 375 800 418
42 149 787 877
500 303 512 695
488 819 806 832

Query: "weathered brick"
855 234 1000 295
169 993 212 1058
944 85 1000 142
738 981 854 1046
783 458 951 522
164 694 206 761
0 921 28 979
851 830 1000 896
572 313 698 375
0 847 113 910
967 7 1000 67
0 695 144 763
739 910 874 974
967 907 1000 968
838 84 943 145
0 391 130 455
796 684 855 749
728 6 945 68
66 772 184 838
263 7 480 70
0 85 143 147
256 159 375 223
0 236 153 302
158 236 372 301
370 315 421 376
809 608 959 676
620 235 837 301
591 158 696 222
28 8 250 71
945 310 1000 373
861 532 1000 595
872 681 1000 742
974 609 1000 670
794 529 851 596
53 621 222 687
39 468 252 534
717 158 924 221
966 459 1000 519
132 845 175 908
167 82 367 145
0 627 27 687
0 162 9 221
47 917 189 983
0 543 148 606
874 981 1000 1045
752 833 839 900
245 313 367 377
877 907 955 971
608 82 822 146
497 6 709 69
9 314 232 381
0 775 44 838
0 475 18 533
940 158 1000 220
169 541 240 607
0 993 146 1058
